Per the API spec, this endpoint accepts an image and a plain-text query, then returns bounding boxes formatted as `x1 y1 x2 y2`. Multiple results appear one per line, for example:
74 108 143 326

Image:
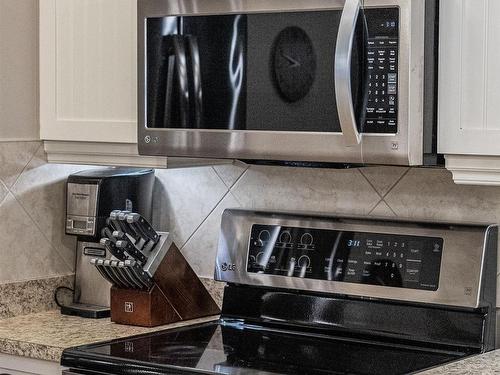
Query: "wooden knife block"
110 243 220 327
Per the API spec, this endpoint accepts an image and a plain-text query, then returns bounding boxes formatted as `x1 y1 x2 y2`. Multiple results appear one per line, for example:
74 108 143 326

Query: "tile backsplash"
1 141 500 305
0 141 76 283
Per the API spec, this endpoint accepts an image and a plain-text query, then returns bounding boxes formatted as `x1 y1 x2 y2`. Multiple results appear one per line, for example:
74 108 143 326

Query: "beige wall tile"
213 161 248 189
153 167 229 247
370 200 396 217
385 168 500 223
10 147 96 271
181 193 241 278
231 165 380 215
0 193 72 283
359 166 409 197
0 180 7 205
0 141 40 188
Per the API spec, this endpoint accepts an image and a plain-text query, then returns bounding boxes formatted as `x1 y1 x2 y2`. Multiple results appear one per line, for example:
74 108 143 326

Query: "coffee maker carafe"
64 168 155 318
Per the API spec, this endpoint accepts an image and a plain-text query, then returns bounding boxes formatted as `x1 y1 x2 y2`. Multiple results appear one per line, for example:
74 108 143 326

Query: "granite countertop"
0 310 499 373
0 310 218 362
420 351 500 375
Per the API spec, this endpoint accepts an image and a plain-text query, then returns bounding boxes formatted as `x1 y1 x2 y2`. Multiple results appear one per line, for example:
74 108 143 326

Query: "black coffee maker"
64 168 155 318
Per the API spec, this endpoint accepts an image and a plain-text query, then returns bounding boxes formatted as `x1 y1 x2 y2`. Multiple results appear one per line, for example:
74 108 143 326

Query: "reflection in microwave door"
271 26 317 103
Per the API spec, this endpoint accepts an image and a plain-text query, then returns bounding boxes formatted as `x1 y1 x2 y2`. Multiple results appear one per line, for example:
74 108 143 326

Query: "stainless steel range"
61 209 497 375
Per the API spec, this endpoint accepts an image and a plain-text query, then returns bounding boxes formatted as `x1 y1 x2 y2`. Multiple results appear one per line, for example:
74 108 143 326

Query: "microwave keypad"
247 224 443 291
363 8 399 134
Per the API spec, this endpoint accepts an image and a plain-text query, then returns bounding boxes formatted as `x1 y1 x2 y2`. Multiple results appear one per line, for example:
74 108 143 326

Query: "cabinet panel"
56 0 136 122
40 0 137 143
460 0 486 131
485 0 500 130
438 0 500 155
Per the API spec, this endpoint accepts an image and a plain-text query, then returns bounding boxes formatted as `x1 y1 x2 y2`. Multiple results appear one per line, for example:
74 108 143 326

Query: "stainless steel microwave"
138 0 438 166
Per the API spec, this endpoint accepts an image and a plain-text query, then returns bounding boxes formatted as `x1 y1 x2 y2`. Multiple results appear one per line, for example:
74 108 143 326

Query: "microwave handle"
335 0 362 146
163 35 189 128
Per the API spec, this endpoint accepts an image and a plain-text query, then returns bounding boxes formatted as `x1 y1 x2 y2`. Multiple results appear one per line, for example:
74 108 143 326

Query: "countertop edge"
0 337 61 362
0 311 220 364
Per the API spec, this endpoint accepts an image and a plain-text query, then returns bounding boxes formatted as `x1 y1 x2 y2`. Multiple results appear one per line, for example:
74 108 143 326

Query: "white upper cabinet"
40 0 221 168
0 0 39 141
40 0 137 144
40 0 163 167
40 0 161 166
439 0 500 185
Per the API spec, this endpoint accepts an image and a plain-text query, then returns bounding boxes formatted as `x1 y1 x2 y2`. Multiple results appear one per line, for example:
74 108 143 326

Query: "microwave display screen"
247 225 443 291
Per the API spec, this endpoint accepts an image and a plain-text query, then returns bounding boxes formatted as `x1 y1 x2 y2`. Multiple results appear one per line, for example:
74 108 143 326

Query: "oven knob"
279 231 292 243
300 233 313 245
298 255 311 268
258 230 271 242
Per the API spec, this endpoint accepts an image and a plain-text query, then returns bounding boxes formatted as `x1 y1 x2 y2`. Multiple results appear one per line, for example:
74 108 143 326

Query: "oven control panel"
363 8 399 134
247 225 443 291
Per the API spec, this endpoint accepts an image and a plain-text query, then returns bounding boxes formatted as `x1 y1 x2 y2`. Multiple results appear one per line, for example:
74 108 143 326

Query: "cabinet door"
40 0 137 143
438 0 500 155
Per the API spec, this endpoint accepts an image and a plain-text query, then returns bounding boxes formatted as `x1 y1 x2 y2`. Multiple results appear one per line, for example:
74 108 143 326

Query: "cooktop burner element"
61 210 497 375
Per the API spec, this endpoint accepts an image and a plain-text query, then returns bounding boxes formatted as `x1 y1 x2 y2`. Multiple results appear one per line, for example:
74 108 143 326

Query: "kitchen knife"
90 258 115 285
100 238 127 261
115 239 147 265
114 226 151 255
109 210 124 232
116 261 143 289
102 227 119 245
103 260 129 289
96 259 122 287
117 212 147 249
112 229 150 263
90 258 111 283
124 259 153 290
126 213 160 245
112 230 127 241
118 211 136 231
110 210 131 234
111 263 136 289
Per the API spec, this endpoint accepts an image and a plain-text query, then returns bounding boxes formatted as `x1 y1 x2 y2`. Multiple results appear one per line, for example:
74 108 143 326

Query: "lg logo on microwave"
220 262 236 272
144 135 160 144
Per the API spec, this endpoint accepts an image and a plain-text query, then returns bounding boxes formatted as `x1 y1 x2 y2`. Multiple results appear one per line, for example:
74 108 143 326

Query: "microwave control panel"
247 224 443 291
363 8 399 134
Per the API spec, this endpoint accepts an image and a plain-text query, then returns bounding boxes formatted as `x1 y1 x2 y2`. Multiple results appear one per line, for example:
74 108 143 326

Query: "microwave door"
139 0 370 164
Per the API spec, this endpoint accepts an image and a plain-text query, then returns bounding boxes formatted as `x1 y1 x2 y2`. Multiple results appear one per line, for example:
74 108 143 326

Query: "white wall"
0 0 39 141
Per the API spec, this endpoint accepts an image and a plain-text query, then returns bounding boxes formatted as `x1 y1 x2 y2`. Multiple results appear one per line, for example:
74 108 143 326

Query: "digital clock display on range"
247 225 443 291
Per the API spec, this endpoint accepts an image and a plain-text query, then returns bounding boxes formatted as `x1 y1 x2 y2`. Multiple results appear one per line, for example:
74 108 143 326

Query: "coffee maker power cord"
54 286 75 308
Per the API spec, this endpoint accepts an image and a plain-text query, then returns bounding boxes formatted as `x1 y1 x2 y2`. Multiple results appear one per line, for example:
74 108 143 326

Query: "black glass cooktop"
62 320 468 375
